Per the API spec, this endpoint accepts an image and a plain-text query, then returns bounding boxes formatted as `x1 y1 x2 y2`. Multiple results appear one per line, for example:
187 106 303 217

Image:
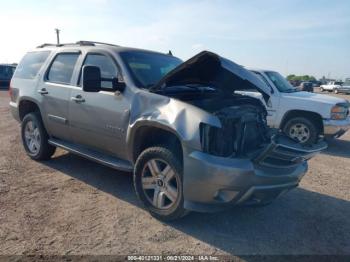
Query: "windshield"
265 71 296 92
120 51 183 88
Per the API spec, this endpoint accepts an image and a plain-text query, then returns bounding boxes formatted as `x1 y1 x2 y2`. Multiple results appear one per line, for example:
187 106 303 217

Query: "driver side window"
81 54 118 90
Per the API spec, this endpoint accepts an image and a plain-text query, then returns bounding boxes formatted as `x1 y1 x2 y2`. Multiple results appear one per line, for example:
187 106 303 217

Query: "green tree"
287 74 296 81
286 74 316 82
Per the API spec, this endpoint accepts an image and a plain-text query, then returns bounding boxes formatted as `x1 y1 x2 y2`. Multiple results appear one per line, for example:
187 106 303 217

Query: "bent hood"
150 51 271 101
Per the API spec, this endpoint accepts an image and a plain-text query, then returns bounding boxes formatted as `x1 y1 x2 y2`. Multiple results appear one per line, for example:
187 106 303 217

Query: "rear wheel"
133 146 188 221
334 89 339 94
320 87 324 92
283 117 319 145
21 112 56 160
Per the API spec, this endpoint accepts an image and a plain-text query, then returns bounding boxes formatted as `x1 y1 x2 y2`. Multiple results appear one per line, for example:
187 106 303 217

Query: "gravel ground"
0 90 349 257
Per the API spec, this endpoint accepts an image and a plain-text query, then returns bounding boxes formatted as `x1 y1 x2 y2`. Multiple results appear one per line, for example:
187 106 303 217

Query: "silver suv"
9 41 326 220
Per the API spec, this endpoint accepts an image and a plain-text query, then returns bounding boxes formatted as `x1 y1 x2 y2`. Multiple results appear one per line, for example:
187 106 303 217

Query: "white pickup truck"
320 81 343 93
237 69 350 144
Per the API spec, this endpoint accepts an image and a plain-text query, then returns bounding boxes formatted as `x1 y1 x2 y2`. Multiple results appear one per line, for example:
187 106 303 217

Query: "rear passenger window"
47 53 79 85
81 54 118 89
14 51 50 79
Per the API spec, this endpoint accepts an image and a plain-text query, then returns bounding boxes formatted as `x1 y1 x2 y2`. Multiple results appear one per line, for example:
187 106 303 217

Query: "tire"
133 146 188 221
21 112 56 160
283 117 319 145
334 89 339 94
320 87 324 92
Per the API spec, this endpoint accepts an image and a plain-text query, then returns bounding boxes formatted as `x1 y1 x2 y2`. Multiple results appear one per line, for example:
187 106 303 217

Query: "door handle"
37 88 48 95
71 95 85 103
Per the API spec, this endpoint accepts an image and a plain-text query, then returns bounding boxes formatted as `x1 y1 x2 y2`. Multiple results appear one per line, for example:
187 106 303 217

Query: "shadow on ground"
44 152 350 256
321 138 350 158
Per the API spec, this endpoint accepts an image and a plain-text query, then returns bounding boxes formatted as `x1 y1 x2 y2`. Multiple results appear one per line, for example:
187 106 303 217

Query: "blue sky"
0 0 349 79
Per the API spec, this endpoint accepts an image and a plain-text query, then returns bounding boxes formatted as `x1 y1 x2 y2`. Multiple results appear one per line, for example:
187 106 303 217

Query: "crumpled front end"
182 135 327 212
126 50 327 212
180 95 327 211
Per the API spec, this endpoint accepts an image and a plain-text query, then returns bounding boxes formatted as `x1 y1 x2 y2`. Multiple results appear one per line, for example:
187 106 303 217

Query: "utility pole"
54 28 60 45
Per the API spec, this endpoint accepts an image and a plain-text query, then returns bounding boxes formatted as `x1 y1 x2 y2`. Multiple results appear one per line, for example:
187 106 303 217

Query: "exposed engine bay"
159 86 271 158
191 95 270 158
150 51 327 167
149 51 275 159
202 103 270 157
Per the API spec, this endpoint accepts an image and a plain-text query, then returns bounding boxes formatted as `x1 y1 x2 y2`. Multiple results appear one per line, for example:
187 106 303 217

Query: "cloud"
191 43 206 51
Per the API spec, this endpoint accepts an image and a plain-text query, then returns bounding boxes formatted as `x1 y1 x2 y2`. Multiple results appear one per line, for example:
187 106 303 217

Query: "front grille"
254 135 327 168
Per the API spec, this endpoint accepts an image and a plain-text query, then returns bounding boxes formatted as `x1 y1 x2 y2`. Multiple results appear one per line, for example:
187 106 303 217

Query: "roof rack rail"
37 43 58 48
37 43 77 48
76 40 120 47
37 41 120 48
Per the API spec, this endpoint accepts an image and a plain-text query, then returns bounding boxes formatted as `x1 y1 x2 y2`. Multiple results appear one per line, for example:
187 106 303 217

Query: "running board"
48 138 133 172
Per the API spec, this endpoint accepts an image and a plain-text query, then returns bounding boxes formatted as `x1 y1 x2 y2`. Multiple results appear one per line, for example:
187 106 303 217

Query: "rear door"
40 51 80 141
69 52 130 159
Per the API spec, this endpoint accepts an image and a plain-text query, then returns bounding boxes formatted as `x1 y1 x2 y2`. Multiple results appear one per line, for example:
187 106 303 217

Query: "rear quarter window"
14 51 50 79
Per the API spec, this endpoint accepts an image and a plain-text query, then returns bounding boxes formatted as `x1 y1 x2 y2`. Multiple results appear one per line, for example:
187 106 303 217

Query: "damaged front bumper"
183 136 327 212
323 117 350 138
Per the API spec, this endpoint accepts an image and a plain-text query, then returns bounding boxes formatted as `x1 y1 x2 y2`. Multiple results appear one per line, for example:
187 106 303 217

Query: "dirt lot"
0 90 349 257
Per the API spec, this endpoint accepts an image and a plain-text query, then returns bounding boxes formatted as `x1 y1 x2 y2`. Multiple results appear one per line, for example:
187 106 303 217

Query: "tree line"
286 75 316 82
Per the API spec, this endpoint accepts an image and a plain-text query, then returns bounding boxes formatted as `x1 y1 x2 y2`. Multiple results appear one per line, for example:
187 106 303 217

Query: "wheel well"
19 100 40 121
280 110 324 134
132 126 183 164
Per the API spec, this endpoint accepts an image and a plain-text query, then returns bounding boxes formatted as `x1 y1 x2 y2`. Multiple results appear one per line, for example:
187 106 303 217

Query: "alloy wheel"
24 120 41 154
141 159 179 209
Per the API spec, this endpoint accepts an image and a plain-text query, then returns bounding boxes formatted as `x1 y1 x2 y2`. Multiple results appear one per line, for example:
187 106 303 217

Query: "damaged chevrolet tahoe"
9 41 326 220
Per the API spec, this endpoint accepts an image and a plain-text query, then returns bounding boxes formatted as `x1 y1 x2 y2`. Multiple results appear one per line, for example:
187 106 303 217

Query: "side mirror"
112 77 126 92
82 65 101 92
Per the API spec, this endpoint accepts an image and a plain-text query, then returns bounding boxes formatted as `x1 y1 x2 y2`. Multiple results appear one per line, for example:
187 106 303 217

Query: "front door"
69 53 130 159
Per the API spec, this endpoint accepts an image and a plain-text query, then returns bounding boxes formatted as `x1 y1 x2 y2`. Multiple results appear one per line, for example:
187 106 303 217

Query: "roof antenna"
54 28 61 45
168 50 173 56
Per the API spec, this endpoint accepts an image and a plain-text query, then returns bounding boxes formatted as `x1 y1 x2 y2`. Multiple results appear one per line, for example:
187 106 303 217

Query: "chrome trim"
323 117 350 136
48 114 67 124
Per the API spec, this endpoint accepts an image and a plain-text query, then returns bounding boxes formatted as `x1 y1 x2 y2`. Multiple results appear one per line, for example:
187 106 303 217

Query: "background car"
239 69 350 145
335 78 350 94
299 81 314 92
0 64 16 89
320 81 343 92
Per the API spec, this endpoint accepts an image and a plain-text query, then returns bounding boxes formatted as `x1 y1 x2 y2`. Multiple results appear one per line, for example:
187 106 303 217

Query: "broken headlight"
200 105 270 158
200 122 236 157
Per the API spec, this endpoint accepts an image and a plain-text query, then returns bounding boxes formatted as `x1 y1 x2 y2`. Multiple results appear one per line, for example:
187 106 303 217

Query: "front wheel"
320 87 324 92
133 146 188 221
283 117 319 145
334 89 339 94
